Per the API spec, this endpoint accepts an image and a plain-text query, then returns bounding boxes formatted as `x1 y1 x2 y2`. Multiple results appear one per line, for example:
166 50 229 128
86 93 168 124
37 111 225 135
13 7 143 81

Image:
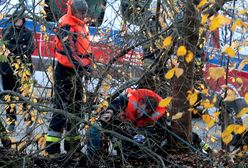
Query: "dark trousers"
2 73 31 126
46 63 84 154
2 73 20 125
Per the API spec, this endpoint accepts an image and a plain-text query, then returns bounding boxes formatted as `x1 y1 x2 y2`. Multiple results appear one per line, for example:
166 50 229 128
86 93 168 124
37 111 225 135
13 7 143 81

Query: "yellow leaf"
224 90 237 101
33 98 38 103
202 114 211 123
189 108 198 114
209 55 214 60
47 66 53 74
222 133 233 145
233 125 246 134
188 108 194 112
43 33 50 42
6 118 12 125
226 124 236 133
209 15 231 31
213 112 221 119
85 125 89 129
202 89 209 95
163 36 172 48
174 68 184 78
159 97 172 107
239 9 248 15
192 109 198 114
165 68 175 79
237 107 248 118
185 50 194 63
102 101 109 108
201 14 209 24
93 64 97 69
10 104 15 109
4 95 11 102
231 20 240 32
89 117 96 124
37 118 43 124
187 92 198 106
39 1 48 7
107 74 113 80
208 120 215 128
238 151 244 157
24 69 31 76
101 83 110 91
172 112 183 120
212 95 217 104
236 77 243 84
177 46 187 56
14 63 19 70
224 47 236 57
210 136 216 143
209 67 225 81
238 58 248 71
243 145 248 151
231 19 248 32
245 93 248 104
40 10 47 15
200 100 214 108
197 0 208 9
40 25 46 32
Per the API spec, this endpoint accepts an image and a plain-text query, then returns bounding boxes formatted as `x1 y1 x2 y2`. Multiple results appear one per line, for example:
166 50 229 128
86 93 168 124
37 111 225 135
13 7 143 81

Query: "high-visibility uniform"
122 88 167 127
54 0 92 68
45 0 92 154
87 88 167 157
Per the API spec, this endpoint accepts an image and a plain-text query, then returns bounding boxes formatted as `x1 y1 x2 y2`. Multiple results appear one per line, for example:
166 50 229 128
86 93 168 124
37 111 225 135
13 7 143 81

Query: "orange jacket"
55 0 92 68
123 88 167 127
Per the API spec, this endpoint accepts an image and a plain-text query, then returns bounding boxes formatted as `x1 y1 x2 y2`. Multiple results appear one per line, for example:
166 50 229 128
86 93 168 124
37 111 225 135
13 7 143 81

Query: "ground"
1 146 248 168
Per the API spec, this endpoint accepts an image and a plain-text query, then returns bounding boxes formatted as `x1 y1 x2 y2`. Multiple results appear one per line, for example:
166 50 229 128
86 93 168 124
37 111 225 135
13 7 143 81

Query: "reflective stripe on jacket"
46 130 81 142
45 130 62 143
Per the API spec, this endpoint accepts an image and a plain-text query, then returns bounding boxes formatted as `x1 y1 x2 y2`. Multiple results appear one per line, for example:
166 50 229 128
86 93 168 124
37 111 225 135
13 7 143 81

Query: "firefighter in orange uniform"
87 88 213 157
100 88 167 127
45 0 92 156
87 88 167 157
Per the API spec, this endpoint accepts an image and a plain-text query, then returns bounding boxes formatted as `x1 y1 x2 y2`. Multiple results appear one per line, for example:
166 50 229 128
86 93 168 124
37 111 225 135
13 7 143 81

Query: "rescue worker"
88 88 213 157
45 0 92 157
100 88 166 128
0 9 34 133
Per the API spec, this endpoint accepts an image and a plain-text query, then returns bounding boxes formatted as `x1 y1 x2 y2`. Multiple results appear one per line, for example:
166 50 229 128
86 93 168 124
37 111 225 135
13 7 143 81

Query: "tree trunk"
171 0 200 146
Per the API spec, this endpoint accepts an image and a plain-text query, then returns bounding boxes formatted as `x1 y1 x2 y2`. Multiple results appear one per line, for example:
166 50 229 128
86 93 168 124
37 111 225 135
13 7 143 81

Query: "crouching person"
87 88 213 158
87 88 167 157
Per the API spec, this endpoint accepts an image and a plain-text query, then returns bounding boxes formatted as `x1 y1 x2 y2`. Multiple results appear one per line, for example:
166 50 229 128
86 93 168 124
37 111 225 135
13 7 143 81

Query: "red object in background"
31 33 143 66
32 34 56 58
203 64 248 97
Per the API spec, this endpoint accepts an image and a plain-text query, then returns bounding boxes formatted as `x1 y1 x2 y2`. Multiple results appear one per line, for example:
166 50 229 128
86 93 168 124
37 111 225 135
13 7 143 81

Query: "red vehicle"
203 29 248 96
